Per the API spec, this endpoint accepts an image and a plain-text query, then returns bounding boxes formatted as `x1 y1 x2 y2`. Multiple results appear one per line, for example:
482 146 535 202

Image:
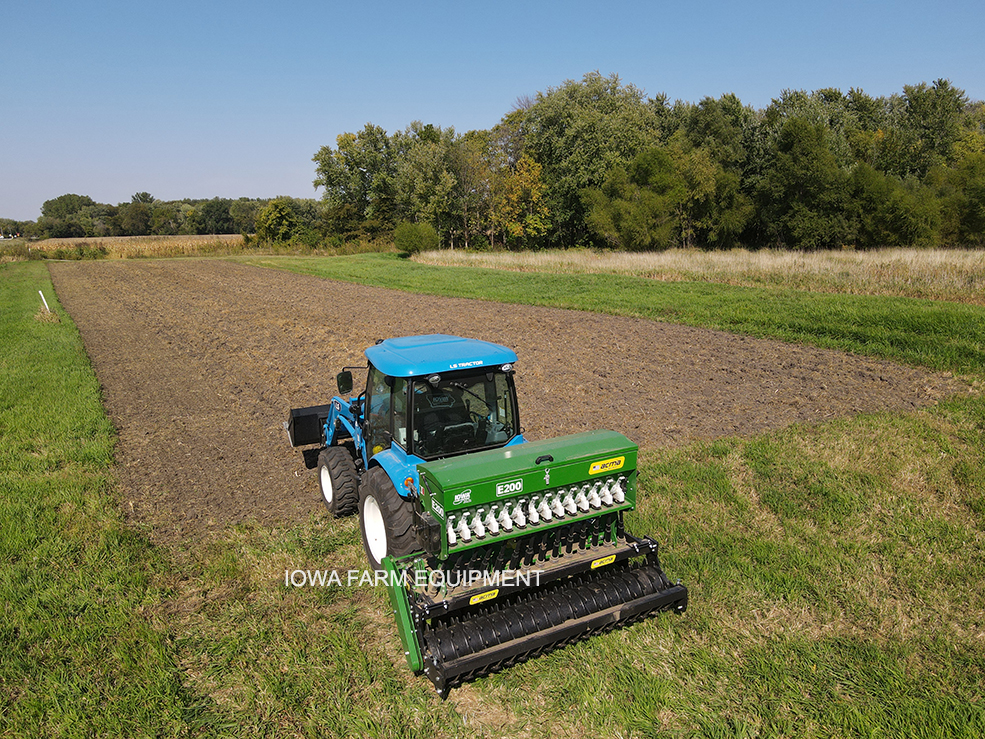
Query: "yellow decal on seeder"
469 589 499 605
591 554 617 569
589 456 625 475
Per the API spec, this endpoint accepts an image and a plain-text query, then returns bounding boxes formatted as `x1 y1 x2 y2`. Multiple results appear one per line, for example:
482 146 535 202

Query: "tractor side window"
486 373 515 444
365 366 392 458
392 378 408 449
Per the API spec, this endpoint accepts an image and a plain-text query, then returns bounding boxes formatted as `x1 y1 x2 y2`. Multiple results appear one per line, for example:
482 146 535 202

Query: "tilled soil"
49 259 966 544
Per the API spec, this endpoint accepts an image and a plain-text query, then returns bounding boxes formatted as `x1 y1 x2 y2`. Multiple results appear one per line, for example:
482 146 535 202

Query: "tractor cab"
337 335 523 463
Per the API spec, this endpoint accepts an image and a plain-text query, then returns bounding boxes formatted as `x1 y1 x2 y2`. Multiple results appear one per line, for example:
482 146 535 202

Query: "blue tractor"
287 334 687 695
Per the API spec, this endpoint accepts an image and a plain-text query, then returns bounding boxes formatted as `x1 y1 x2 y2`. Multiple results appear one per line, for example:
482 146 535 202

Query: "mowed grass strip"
241 253 985 376
0 262 205 736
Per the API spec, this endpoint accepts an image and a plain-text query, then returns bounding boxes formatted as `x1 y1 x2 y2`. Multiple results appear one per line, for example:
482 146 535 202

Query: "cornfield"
30 234 244 259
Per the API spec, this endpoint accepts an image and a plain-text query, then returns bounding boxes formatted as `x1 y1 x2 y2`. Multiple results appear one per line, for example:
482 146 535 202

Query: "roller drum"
421 563 687 694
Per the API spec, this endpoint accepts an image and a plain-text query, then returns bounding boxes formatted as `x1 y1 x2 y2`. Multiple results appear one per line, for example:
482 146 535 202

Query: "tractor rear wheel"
359 467 419 571
317 446 359 517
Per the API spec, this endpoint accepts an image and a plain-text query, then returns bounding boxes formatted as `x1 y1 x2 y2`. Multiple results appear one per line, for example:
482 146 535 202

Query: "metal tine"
536 530 551 563
528 532 542 567
563 521 577 555
589 515 602 548
551 527 563 559
510 535 528 570
605 512 617 543
491 542 510 576
573 520 588 551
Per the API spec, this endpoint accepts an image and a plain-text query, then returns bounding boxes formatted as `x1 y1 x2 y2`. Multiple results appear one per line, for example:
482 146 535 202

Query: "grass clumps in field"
157 522 467 738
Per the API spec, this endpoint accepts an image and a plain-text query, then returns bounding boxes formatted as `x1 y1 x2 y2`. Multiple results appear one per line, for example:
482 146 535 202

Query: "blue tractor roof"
365 335 517 378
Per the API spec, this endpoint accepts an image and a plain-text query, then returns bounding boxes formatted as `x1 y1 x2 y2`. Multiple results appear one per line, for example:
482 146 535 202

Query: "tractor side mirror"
336 370 353 395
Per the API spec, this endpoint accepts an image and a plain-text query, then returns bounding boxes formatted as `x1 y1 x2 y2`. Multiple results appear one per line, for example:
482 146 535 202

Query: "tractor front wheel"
317 446 359 517
359 467 418 571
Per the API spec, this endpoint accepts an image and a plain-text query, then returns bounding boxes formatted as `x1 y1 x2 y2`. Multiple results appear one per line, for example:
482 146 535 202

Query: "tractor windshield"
410 369 518 459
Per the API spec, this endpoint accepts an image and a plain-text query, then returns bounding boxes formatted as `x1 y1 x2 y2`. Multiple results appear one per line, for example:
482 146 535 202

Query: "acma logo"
589 456 625 475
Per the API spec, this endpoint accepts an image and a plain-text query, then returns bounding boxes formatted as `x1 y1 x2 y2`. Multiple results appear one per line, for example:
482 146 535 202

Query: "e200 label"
495 479 523 497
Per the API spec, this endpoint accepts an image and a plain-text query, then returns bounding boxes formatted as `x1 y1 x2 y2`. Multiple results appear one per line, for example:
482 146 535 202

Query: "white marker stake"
39 290 51 313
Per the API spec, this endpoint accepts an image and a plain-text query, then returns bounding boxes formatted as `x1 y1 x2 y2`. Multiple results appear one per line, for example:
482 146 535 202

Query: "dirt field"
49 259 966 544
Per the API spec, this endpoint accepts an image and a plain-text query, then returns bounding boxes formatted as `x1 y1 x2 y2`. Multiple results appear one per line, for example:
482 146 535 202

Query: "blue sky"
2 0 982 221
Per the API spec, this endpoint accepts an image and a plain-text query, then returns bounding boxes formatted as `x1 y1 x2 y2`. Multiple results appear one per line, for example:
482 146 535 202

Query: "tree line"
314 73 985 250
2 193 329 246
8 73 983 251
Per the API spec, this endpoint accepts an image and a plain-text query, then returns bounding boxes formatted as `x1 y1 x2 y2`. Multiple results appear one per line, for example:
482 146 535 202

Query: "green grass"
0 262 198 736
4 255 984 737
239 253 985 375
623 402 985 737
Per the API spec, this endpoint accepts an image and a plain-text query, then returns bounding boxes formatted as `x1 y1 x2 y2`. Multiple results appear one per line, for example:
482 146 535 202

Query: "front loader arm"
322 394 368 464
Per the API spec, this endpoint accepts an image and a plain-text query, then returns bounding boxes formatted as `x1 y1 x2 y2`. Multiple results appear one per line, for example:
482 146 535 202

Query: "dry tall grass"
31 234 244 259
414 248 985 304
26 234 398 260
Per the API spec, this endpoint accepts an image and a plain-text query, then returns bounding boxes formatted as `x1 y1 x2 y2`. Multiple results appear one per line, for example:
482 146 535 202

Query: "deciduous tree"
520 72 668 247
755 117 852 249
41 193 96 220
391 122 458 244
199 198 234 234
255 198 299 243
491 154 550 248
313 123 395 228
583 148 682 251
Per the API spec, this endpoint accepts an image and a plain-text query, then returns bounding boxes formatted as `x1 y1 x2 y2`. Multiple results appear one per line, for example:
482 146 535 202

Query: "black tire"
317 446 359 517
359 467 419 571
